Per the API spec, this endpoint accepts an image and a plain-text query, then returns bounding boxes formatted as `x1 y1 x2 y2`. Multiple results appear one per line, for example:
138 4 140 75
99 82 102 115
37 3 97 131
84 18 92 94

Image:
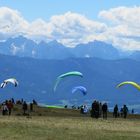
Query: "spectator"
30 103 33 112
1 103 8 115
22 101 28 115
102 103 108 119
123 105 128 118
120 108 123 117
80 105 84 114
83 105 88 114
113 104 118 118
131 109 134 114
7 100 14 115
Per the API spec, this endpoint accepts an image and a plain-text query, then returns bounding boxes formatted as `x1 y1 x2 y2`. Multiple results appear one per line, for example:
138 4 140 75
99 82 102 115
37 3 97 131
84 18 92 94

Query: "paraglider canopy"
116 81 140 91
54 71 83 92
72 86 87 96
1 78 18 88
58 71 83 79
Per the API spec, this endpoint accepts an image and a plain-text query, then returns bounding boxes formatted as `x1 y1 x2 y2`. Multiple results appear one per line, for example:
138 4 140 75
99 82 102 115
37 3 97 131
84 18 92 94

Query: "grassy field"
0 105 140 140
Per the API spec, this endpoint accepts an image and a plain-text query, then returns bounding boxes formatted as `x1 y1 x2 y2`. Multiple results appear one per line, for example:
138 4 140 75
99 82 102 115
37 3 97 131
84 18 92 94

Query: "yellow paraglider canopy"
116 81 140 90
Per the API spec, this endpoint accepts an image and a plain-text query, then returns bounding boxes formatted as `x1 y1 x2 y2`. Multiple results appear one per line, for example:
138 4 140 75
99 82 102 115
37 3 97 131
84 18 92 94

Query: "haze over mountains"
0 36 140 110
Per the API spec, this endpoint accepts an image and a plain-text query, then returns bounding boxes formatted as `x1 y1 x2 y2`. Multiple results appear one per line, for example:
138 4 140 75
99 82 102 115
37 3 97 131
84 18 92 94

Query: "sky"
0 0 139 21
0 0 140 50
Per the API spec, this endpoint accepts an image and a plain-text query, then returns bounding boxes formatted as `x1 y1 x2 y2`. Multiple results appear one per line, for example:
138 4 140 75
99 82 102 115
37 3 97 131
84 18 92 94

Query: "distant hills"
0 54 140 107
0 35 140 60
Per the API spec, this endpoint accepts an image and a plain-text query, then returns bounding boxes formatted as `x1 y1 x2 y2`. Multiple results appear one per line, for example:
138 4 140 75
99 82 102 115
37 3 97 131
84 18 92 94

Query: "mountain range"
0 36 140 60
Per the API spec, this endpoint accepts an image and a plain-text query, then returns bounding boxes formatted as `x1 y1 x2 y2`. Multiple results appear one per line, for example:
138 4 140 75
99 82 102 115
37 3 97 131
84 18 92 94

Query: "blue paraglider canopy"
72 86 87 95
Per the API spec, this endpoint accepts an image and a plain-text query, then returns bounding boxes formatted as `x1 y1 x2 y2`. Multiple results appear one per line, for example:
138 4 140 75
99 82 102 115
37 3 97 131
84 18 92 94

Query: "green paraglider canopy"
54 71 83 92
58 71 83 78
116 81 140 90
46 105 64 109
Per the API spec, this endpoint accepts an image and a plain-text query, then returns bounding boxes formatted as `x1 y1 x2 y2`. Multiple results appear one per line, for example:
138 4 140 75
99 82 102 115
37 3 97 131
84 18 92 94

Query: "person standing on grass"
80 105 84 114
83 104 88 114
30 102 33 112
1 103 8 115
94 101 100 119
102 103 108 119
120 107 123 117
99 102 102 117
91 100 96 118
91 100 99 118
131 109 134 114
113 104 118 118
123 105 128 118
22 101 28 115
7 100 14 116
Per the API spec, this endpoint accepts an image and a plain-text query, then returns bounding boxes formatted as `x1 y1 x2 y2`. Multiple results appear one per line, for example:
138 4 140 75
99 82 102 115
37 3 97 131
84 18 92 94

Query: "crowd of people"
0 98 38 116
90 100 129 119
91 100 108 119
1 99 14 115
113 104 129 118
0 98 131 119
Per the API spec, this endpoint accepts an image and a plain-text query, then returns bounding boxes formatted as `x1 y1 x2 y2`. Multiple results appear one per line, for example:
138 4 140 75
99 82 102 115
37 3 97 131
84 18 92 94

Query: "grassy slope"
0 105 140 140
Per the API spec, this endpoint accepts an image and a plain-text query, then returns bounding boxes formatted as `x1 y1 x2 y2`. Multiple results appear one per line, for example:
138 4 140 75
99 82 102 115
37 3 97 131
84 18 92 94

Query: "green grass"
0 105 140 140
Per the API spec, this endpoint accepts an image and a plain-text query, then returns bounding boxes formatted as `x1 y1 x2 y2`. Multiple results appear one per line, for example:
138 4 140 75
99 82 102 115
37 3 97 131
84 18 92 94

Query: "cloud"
0 7 29 34
47 12 107 47
0 6 140 51
98 6 140 50
0 7 107 47
99 6 140 27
